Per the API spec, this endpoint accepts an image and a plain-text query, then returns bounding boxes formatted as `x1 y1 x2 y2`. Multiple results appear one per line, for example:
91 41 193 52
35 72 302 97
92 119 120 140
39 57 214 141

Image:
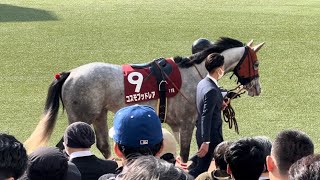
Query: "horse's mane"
174 37 244 68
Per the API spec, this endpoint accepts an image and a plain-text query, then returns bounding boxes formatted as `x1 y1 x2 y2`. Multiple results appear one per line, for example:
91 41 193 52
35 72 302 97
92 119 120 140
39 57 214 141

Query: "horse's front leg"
92 110 111 159
179 118 196 167
169 124 180 145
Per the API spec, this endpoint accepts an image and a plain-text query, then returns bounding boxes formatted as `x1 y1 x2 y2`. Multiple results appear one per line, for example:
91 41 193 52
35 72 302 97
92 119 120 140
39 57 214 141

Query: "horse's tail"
24 72 71 153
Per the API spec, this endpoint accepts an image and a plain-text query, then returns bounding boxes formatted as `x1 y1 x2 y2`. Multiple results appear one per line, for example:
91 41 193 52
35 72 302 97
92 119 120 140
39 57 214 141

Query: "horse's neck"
222 47 245 73
178 47 245 83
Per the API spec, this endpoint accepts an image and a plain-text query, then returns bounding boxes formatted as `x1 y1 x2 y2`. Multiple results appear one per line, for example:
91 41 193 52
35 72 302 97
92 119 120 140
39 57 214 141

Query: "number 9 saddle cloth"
122 58 182 104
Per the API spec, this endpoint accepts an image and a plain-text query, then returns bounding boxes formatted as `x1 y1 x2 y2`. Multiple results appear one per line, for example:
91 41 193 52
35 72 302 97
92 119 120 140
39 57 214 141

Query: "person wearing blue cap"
99 105 164 180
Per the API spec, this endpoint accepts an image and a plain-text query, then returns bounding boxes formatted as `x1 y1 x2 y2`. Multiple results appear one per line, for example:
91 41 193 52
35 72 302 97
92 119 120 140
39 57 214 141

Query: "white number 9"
128 72 143 93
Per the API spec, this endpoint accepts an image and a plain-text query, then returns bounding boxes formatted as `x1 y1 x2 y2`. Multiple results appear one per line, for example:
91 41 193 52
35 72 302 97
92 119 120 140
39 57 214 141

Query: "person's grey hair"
121 155 194 180
289 154 320 180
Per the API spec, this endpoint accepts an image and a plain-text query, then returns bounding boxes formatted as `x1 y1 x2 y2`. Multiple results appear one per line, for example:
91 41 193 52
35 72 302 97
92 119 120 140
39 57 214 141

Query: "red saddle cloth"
122 58 182 104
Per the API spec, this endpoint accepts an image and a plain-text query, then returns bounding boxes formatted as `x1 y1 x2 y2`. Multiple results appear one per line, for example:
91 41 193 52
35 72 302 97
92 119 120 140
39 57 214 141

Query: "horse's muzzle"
246 78 261 97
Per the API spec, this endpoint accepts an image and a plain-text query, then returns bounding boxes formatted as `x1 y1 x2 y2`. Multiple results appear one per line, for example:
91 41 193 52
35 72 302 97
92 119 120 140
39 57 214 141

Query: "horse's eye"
254 61 259 70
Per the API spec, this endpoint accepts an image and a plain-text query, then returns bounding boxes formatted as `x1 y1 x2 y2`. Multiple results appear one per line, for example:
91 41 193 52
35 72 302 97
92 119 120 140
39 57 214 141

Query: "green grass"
1 0 320 158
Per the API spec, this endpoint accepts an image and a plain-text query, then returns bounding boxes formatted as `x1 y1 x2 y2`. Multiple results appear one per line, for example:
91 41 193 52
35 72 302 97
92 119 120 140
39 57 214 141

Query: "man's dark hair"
272 130 314 175
0 133 28 179
214 141 233 171
288 154 320 180
254 136 272 173
224 138 265 180
205 53 224 73
117 141 163 160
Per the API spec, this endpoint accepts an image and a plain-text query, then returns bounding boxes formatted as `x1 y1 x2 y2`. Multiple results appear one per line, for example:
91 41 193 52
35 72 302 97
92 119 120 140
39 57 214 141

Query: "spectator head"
63 122 95 155
214 141 233 171
205 53 224 78
192 38 214 54
0 133 28 180
159 128 177 165
20 147 81 180
224 137 265 180
267 130 314 180
109 105 163 161
254 136 272 173
288 154 320 180
121 155 193 180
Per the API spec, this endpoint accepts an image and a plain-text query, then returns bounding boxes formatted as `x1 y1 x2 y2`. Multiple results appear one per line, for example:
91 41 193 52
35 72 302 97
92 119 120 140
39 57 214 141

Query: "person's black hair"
289 154 320 180
117 141 163 160
122 155 194 180
205 53 224 73
224 138 265 180
272 130 314 175
160 153 176 165
213 141 233 171
254 136 272 173
0 133 28 179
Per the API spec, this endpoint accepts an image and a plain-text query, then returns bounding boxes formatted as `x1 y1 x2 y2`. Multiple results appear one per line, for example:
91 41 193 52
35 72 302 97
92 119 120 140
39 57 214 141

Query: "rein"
170 64 204 105
222 85 245 134
154 59 194 105
193 64 204 79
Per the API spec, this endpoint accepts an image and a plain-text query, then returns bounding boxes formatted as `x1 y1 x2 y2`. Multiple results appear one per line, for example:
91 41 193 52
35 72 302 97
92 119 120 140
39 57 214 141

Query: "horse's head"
232 40 265 97
176 37 265 97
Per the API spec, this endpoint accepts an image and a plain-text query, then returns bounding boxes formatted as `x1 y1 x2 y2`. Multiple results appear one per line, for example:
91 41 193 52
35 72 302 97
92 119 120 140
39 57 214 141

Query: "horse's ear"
253 42 265 52
247 39 254 47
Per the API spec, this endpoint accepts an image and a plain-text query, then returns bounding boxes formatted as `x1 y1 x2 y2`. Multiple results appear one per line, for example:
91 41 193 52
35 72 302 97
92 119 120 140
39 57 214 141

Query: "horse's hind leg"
92 110 110 159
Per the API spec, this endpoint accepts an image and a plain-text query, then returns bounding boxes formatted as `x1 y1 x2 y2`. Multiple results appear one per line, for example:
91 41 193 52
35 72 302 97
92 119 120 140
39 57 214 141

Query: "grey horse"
25 37 264 164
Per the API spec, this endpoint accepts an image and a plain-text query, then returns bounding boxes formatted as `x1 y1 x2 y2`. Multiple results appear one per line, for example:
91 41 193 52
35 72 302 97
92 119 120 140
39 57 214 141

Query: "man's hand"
197 142 209 158
226 91 242 99
221 99 229 111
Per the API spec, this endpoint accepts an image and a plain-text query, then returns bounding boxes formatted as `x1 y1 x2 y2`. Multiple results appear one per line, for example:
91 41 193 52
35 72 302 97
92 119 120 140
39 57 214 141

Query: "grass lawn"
0 0 320 158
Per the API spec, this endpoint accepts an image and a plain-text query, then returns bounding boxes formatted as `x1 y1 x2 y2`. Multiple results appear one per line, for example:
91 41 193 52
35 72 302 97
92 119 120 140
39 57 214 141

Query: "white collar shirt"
69 150 94 160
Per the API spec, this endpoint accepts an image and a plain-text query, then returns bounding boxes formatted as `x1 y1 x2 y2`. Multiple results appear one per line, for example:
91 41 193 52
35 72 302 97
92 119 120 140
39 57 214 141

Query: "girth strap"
152 58 168 123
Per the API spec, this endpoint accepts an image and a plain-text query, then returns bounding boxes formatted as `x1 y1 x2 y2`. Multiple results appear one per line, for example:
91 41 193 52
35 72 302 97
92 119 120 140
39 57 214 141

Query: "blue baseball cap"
110 105 163 148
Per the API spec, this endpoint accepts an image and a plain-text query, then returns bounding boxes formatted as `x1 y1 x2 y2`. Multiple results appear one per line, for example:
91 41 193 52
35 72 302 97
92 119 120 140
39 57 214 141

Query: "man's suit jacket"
196 76 224 145
70 155 118 180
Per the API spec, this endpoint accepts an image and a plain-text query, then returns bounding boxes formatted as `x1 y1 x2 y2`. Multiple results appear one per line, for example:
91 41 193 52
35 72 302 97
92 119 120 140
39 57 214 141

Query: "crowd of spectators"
1 105 320 180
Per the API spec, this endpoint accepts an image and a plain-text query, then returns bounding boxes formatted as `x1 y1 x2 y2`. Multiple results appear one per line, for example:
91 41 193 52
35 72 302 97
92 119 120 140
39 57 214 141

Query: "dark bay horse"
25 37 265 164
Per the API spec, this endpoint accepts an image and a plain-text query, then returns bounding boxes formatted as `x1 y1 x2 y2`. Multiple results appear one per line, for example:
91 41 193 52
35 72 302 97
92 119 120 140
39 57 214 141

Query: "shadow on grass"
0 4 58 22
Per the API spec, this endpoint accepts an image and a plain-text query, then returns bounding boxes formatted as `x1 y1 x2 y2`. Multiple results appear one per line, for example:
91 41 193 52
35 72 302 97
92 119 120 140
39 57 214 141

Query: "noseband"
233 46 259 85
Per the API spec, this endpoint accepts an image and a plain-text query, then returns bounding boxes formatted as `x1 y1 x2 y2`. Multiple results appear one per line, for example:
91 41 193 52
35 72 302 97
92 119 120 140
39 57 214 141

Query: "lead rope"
193 64 204 79
223 85 246 134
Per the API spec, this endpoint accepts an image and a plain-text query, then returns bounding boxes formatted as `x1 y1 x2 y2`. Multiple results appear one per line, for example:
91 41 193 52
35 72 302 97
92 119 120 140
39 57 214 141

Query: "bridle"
232 46 260 87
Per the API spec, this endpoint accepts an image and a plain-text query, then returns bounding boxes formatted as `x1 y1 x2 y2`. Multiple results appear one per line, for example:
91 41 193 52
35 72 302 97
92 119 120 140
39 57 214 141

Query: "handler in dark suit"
189 53 227 178
63 122 118 180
